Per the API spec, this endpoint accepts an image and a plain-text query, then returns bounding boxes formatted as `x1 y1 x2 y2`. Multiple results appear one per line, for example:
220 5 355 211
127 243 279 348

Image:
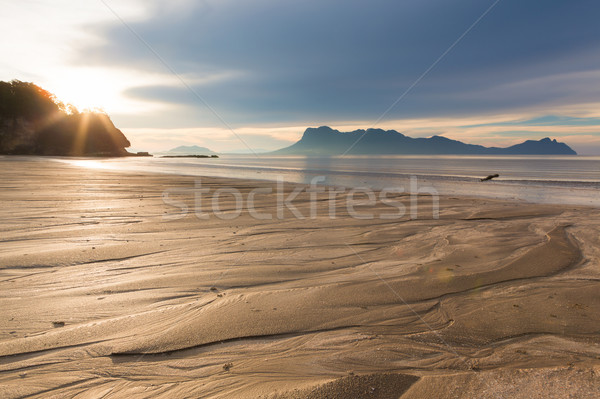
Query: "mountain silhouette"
272 126 577 155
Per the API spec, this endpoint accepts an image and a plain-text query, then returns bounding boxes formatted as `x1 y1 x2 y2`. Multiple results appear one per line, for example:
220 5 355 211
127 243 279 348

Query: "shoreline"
42 155 600 208
1 158 599 398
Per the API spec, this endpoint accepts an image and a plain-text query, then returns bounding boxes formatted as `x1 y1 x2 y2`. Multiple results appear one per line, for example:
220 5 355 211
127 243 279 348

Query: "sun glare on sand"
67 160 112 170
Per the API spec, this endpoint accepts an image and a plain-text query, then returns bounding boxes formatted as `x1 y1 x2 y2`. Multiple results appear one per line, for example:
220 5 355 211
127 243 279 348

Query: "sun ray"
71 112 90 156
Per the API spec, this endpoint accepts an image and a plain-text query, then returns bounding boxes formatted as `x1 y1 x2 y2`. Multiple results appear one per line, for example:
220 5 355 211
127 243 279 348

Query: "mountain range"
271 126 577 155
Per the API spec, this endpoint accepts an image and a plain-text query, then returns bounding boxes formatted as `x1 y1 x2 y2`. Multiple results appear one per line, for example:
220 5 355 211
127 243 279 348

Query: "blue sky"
1 0 600 154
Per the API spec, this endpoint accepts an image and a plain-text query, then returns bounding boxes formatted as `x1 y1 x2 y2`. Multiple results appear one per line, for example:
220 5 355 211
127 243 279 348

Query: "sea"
53 155 600 207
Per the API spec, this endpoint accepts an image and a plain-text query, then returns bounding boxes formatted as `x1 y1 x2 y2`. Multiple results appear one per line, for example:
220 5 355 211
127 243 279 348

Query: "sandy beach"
1 157 599 398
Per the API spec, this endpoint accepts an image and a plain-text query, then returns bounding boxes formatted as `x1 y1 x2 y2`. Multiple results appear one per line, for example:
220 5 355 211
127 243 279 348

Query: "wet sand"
0 157 599 398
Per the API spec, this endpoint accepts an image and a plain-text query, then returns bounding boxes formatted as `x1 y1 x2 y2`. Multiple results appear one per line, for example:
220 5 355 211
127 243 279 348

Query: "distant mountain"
271 126 577 155
165 145 216 155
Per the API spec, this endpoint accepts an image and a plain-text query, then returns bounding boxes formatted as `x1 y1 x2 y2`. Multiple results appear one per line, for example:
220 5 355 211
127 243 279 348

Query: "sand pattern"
0 159 599 398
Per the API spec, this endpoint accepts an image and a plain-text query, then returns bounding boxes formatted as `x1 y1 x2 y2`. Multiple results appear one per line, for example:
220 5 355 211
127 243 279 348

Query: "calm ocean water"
51 155 600 206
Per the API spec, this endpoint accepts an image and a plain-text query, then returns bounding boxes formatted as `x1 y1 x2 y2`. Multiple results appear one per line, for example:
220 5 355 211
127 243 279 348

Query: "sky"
1 0 600 154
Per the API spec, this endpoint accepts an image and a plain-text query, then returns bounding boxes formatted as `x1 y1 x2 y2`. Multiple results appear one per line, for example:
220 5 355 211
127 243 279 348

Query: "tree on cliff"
0 80 131 156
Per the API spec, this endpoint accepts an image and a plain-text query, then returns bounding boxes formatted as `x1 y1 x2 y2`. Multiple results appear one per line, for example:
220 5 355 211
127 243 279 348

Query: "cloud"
78 0 600 125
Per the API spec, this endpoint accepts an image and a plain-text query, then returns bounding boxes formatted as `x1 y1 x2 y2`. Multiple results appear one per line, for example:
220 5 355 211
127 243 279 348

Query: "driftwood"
480 174 499 182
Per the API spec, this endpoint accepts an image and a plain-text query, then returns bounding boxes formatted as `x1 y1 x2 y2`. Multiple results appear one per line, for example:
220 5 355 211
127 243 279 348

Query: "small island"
0 80 136 157
161 145 218 158
161 154 219 158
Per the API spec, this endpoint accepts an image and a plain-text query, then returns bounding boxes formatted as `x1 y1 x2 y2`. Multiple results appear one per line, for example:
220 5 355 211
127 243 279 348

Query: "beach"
1 157 599 398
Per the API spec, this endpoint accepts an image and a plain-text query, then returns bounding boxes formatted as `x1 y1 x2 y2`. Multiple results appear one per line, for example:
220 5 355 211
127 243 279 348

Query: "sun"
50 70 119 113
45 66 175 116
46 67 155 115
